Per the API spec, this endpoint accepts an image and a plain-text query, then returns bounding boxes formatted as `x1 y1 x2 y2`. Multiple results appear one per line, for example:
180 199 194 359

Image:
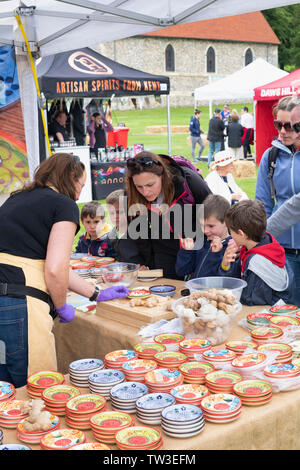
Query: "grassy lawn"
74 103 257 249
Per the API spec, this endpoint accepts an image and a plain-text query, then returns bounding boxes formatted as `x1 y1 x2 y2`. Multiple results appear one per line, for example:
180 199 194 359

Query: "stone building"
95 11 280 108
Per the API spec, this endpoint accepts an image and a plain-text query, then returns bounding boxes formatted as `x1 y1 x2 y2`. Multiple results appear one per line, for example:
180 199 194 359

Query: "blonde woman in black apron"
0 153 128 388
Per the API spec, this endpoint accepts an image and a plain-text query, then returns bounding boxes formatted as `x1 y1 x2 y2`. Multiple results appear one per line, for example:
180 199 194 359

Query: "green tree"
262 5 300 71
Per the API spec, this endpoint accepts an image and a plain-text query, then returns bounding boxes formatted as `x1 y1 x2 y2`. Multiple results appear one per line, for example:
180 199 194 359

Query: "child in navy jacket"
176 195 231 280
75 201 116 257
219 200 295 306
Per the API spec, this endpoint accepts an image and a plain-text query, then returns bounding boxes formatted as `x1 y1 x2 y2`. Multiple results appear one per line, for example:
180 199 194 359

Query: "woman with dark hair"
87 112 113 155
0 153 128 388
125 151 211 279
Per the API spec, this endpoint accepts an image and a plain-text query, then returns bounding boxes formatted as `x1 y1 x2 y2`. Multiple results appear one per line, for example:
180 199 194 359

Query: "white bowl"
185 277 247 302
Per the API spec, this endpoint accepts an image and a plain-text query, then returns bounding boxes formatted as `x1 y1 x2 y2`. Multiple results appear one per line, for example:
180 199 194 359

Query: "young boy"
75 201 116 257
106 190 141 264
175 194 231 279
220 199 295 306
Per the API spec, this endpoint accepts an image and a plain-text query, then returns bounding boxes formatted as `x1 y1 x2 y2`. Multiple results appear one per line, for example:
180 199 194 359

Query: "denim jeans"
0 296 28 388
191 135 205 160
208 140 222 168
285 253 300 307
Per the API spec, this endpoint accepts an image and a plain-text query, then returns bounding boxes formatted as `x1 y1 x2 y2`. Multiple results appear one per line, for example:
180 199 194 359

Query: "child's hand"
180 238 195 250
210 236 223 252
231 193 242 202
222 240 239 267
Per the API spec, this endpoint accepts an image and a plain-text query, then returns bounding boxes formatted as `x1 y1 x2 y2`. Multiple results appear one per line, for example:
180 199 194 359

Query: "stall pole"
167 94 171 155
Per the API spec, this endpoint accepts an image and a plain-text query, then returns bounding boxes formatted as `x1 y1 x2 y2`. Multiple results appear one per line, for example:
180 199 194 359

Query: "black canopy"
37 47 170 99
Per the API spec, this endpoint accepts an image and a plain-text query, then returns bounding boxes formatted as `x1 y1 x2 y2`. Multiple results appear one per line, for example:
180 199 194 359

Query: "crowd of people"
1 96 300 388
189 104 254 167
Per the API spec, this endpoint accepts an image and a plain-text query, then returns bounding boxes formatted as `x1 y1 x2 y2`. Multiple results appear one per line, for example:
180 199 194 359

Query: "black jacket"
226 121 244 148
207 116 225 142
126 156 211 279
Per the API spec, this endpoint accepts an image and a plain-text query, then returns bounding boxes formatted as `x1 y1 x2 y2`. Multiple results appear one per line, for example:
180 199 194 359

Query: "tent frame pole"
167 94 171 155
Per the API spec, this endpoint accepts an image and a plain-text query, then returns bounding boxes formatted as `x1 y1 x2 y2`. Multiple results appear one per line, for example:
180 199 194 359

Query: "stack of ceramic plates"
110 381 148 413
70 252 86 260
134 342 166 360
75 268 91 279
26 371 65 398
81 256 101 266
270 316 300 328
154 351 187 369
170 384 209 406
0 400 29 428
205 370 243 394
90 411 134 444
69 442 112 450
161 404 205 438
40 429 86 450
0 444 31 450
135 393 175 425
0 381 16 402
104 350 138 369
90 268 104 280
233 380 272 406
94 257 115 268
290 340 300 359
144 369 183 393
225 340 258 355
246 312 273 330
200 393 242 423
179 361 215 384
65 394 106 429
231 352 268 372
257 343 293 363
202 347 236 368
69 358 104 387
70 260 91 270
269 304 300 317
88 369 125 399
115 426 163 450
263 362 300 380
42 385 81 416
179 338 212 360
17 414 60 444
250 326 283 344
154 333 185 352
121 359 157 383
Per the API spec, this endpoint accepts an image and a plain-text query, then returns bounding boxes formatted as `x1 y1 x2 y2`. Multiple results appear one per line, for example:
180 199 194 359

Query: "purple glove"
96 286 129 302
56 303 75 323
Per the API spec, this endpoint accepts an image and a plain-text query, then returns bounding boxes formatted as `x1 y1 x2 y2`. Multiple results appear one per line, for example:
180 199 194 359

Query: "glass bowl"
99 262 139 288
185 277 247 302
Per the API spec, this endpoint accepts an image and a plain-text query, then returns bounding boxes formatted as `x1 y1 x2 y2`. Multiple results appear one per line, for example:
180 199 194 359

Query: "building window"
245 48 253 66
165 44 175 72
206 46 215 73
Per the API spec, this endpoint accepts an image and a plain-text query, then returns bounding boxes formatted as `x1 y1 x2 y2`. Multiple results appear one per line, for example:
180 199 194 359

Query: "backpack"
267 146 279 200
170 155 202 175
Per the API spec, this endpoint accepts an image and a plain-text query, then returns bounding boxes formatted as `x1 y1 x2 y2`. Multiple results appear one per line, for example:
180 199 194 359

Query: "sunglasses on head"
126 155 161 169
292 121 300 133
273 120 293 132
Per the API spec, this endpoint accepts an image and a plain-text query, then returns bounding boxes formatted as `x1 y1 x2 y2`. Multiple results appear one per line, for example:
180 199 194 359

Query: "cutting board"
95 294 176 328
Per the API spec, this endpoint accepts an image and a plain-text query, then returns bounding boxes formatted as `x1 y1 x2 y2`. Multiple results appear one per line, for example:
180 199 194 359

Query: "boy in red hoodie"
219 200 295 306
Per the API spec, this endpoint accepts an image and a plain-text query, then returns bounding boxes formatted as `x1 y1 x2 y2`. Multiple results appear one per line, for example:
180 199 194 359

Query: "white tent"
0 1 298 178
194 58 289 113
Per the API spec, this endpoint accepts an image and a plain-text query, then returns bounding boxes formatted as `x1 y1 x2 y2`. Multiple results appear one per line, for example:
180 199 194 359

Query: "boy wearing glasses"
255 96 300 306
75 201 116 257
